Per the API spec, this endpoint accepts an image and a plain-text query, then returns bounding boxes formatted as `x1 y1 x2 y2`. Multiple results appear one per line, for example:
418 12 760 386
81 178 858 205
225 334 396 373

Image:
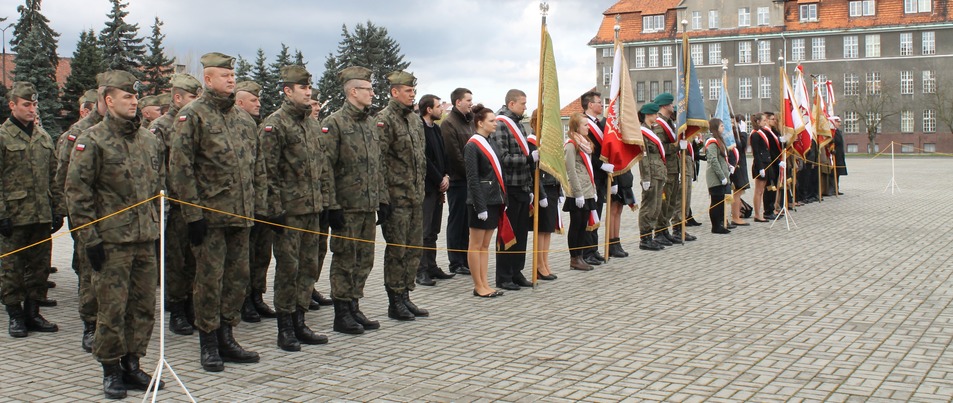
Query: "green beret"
640 102 660 114
99 70 141 94
139 95 160 108
170 73 202 95
653 92 674 106
82 89 99 104
235 80 262 97
157 92 172 107
10 82 38 101
279 65 312 85
338 66 372 85
200 52 235 69
386 70 417 87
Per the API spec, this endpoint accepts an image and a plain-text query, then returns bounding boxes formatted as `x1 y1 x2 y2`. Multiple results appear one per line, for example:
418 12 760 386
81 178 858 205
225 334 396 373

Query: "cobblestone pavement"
1 156 951 402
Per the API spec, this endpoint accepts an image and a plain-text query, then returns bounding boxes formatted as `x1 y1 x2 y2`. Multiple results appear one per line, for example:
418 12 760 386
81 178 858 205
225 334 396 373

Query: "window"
904 0 932 13
844 36 859 58
866 72 881 95
709 79 721 100
601 47 614 58
901 71 914 94
650 82 660 100
901 111 915 133
867 113 882 133
604 98 610 111
923 70 936 94
603 66 612 86
635 48 645 69
759 76 771 99
849 0 876 17
691 44 704 66
844 73 860 96
691 11 702 30
738 7 751 27
648 47 659 68
924 110 937 132
791 39 805 62
923 31 935 55
643 14 665 32
900 33 913 55
758 40 771 64
739 77 752 99
800 4 818 22
663 81 673 94
709 10 719 29
901 143 914 153
924 143 936 152
739 41 752 64
812 38 826 60
637 82 646 102
662 46 673 66
847 144 859 153
844 111 859 133
757 7 770 25
709 43 721 65
866 34 881 57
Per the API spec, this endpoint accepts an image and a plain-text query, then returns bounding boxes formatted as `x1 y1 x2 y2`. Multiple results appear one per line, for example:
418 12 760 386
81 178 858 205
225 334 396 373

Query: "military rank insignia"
321 127 329 133
67 134 77 142
76 144 86 151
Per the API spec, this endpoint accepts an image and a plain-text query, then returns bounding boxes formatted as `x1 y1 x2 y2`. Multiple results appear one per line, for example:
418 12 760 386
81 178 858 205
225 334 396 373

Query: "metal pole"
2 23 13 88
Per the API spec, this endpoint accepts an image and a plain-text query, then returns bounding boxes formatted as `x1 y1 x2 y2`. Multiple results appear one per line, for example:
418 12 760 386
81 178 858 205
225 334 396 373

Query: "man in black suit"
582 91 608 266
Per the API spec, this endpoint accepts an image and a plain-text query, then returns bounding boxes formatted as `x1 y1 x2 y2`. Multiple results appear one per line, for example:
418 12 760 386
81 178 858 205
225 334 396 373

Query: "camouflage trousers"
639 177 667 233
164 208 196 304
248 219 274 294
658 167 681 230
381 206 422 293
674 167 695 225
91 241 157 364
0 223 50 305
329 212 376 301
69 225 97 322
272 213 319 314
192 227 249 333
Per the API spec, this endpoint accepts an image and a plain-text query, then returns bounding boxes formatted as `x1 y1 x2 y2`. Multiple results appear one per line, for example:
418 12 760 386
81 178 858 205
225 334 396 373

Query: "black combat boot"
402 290 429 317
332 299 364 335
672 228 697 242
386 288 415 321
293 307 329 345
276 313 300 352
23 299 58 332
102 362 127 399
82 321 96 352
216 323 260 363
251 291 277 318
35 297 57 307
198 330 224 372
241 294 261 323
639 231 663 251
311 289 333 306
662 229 683 245
168 301 194 335
120 354 164 391
350 299 380 329
309 298 321 311
615 237 630 257
6 303 27 338
415 268 435 286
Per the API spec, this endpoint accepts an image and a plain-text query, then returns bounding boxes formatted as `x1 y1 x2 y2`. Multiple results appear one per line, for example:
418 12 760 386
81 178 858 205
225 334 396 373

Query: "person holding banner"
638 103 667 251
581 91 608 266
705 118 732 234
529 110 559 281
564 113 597 271
729 116 750 226
464 104 506 298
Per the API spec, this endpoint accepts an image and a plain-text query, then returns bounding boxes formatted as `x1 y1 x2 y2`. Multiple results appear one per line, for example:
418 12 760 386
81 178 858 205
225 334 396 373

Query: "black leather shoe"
217 324 260 363
293 308 328 345
241 295 261 322
686 218 703 227
415 270 436 286
311 289 333 306
350 300 380 330
332 299 364 335
402 290 429 317
513 277 533 287
308 299 321 311
662 230 683 245
712 227 731 234
673 230 697 242
639 239 663 251
727 223 737 229
82 321 96 352
498 281 521 291
386 288 415 321
121 354 164 391
35 297 57 307
583 255 602 266
251 291 278 318
6 304 27 338
764 213 778 220
198 330 224 372
276 313 301 351
24 300 57 332
169 301 194 335
428 266 456 279
592 252 607 262
102 363 127 399
538 273 557 280
653 234 673 246
46 281 56 289
451 266 471 275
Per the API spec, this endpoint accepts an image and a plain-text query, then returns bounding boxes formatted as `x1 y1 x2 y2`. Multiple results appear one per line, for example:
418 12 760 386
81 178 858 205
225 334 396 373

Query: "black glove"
376 203 392 225
319 209 330 230
268 213 286 234
188 218 209 246
327 209 345 231
252 214 267 232
50 214 64 234
86 243 106 272
0 218 12 237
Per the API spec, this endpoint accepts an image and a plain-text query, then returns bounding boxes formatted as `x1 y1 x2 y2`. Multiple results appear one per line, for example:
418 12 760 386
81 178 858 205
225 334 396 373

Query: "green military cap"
139 95 160 108
338 66 372 85
82 89 99 104
386 70 417 87
98 70 141 94
170 73 202 95
157 92 172 107
310 90 321 102
279 65 312 85
640 102 660 114
653 92 674 106
9 82 38 101
235 80 262 97
200 52 236 69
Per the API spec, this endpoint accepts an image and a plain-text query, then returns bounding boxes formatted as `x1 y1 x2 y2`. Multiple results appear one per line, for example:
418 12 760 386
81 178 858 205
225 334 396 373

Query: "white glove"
679 140 688 150
611 185 618 195
600 163 614 173
575 197 585 208
642 181 651 190
477 211 488 221
729 166 736 174
779 136 787 144
529 193 534 205
759 169 766 177
721 178 728 185
558 196 565 205
779 161 786 169
539 197 548 208
531 150 539 162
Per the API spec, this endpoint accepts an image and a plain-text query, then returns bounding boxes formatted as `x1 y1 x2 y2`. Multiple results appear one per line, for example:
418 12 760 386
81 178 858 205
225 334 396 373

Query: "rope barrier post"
883 141 901 194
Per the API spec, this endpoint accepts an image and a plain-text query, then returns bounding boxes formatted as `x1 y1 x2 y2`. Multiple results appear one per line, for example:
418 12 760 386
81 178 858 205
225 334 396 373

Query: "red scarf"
468 135 516 249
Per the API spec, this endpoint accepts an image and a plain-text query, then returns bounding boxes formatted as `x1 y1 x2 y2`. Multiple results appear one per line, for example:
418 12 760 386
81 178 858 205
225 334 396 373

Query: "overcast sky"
4 0 614 111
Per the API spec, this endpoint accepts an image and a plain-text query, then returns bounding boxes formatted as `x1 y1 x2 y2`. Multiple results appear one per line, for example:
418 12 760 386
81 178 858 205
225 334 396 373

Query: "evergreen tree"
262 43 293 116
294 49 306 66
11 0 60 69
141 17 174 95
99 0 146 74
61 29 104 125
317 21 409 114
0 86 11 123
235 54 252 82
315 53 341 116
12 29 62 134
251 48 277 114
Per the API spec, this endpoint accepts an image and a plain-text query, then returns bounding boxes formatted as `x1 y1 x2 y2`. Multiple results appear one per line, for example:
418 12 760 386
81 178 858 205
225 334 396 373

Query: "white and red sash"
587 117 604 147
656 117 677 143
567 139 601 230
759 127 781 151
496 115 530 156
641 126 666 163
469 135 516 249
705 138 728 164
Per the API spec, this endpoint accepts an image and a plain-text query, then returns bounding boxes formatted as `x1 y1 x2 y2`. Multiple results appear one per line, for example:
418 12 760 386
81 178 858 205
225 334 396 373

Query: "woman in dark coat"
729 114 750 226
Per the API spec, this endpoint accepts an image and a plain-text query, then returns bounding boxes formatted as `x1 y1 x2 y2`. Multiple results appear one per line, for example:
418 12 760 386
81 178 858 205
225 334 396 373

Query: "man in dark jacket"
440 88 474 275
417 94 455 286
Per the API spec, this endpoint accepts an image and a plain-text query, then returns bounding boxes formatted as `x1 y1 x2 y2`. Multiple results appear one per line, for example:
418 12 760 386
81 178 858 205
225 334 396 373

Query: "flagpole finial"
539 1 549 17
614 14 621 32
681 19 688 28
722 58 728 71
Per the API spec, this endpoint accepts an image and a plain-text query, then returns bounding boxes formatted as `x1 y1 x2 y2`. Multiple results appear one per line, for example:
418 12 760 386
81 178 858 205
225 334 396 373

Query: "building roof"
560 88 595 118
590 0 681 46
1 54 73 89
785 0 952 31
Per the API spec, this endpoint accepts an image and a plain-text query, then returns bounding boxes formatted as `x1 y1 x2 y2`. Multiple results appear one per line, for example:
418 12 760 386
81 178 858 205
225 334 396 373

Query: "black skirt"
611 186 637 205
468 204 500 230
536 184 560 233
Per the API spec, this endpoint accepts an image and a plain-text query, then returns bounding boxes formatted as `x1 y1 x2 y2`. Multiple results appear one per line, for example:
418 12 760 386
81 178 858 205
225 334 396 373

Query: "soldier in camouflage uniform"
653 93 697 245
322 66 390 335
138 95 162 130
56 87 104 350
64 70 165 399
259 65 331 351
149 73 202 336
377 71 429 321
309 89 333 309
1 82 62 339
639 102 667 251
168 53 264 372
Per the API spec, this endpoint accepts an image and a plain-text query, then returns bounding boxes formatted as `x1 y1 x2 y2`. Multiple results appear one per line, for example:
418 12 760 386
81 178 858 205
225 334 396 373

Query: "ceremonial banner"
676 33 709 142
714 80 736 150
601 39 643 174
780 67 812 158
812 86 834 148
537 25 571 194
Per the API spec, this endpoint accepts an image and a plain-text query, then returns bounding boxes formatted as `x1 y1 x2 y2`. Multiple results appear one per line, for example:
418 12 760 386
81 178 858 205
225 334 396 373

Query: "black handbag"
740 198 753 218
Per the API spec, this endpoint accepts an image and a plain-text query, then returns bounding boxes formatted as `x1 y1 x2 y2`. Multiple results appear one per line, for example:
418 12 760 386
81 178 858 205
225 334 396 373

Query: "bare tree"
844 78 898 153
926 75 953 134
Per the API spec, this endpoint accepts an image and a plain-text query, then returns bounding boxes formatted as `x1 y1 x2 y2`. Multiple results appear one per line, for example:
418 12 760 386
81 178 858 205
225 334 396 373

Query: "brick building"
589 0 953 153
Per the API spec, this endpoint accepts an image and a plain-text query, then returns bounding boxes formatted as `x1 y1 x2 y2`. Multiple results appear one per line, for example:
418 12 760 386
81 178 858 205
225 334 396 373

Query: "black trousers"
496 191 530 284
709 186 726 230
418 191 443 272
586 178 606 257
445 180 469 270
567 206 592 257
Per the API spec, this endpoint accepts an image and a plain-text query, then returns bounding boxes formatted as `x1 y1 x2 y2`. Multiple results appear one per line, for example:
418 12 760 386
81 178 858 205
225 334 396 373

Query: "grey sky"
4 0 614 111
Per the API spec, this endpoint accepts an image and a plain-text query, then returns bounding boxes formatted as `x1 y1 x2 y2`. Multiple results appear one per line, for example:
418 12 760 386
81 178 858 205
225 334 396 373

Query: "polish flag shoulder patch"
264 126 273 132
376 122 385 128
178 115 187 122
149 128 156 133
67 134 77 141
321 127 329 133
76 144 86 151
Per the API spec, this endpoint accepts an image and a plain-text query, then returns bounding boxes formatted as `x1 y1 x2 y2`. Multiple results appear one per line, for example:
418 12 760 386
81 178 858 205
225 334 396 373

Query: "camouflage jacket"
321 101 387 213
55 109 102 214
640 124 667 181
376 98 425 208
168 90 267 227
148 104 180 169
65 112 163 246
260 100 333 217
0 118 61 224
653 114 680 173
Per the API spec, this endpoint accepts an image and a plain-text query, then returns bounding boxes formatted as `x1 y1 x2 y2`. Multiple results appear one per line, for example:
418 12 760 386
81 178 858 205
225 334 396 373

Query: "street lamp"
2 22 13 88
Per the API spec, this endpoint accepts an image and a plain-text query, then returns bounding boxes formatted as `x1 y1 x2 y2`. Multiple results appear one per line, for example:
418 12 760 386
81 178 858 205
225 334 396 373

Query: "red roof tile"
1 54 72 89
560 88 595 117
